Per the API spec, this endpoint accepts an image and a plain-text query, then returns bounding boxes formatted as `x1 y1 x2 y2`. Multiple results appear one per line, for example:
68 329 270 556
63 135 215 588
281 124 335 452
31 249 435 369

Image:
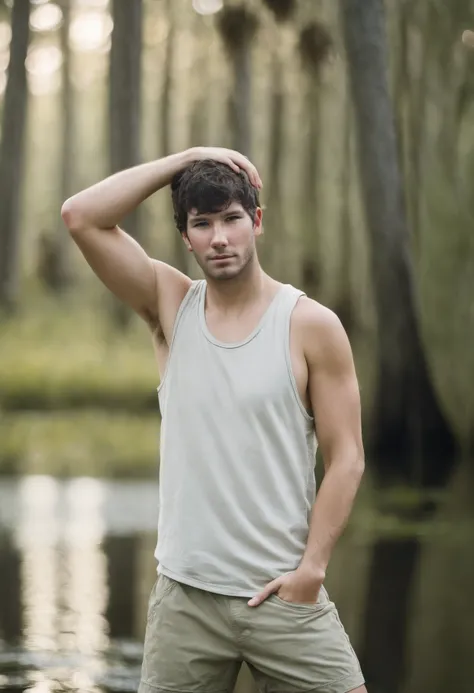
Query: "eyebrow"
188 208 243 221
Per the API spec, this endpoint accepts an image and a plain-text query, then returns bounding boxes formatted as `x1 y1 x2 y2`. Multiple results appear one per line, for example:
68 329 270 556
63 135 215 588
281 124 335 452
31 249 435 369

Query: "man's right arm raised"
61 150 195 335
62 147 261 337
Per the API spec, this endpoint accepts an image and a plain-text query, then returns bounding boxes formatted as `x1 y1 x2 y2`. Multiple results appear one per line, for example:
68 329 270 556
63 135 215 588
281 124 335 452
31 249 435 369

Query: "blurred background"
0 0 474 691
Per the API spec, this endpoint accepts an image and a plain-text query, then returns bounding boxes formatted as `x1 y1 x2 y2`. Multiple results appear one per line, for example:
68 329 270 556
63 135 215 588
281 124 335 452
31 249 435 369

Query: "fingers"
239 162 263 190
248 577 282 607
192 146 262 189
225 158 241 174
251 168 263 190
226 150 263 190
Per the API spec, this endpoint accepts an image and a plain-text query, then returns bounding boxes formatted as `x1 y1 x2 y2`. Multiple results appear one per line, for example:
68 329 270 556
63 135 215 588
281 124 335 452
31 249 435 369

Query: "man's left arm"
248 303 364 607
298 306 365 580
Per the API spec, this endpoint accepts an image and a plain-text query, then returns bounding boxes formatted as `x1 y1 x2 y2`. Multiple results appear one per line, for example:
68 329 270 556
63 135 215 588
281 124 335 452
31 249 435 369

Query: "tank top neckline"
199 280 286 349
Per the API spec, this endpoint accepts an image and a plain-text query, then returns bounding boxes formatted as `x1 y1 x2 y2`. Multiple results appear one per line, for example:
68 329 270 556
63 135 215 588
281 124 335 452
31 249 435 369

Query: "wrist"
151 150 195 189
167 150 195 174
182 147 202 166
298 560 326 582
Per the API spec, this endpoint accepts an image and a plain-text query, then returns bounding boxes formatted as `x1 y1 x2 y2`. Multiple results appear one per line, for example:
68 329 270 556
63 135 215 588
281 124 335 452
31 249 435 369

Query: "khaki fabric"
139 575 365 693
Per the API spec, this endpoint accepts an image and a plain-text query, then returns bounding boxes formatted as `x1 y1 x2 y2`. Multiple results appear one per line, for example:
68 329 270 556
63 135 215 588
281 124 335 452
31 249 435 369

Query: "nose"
210 224 229 249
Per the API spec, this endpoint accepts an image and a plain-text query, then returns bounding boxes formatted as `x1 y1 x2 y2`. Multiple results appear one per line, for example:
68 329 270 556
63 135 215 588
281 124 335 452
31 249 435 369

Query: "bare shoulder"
292 296 342 332
152 258 192 293
292 296 353 369
150 259 192 342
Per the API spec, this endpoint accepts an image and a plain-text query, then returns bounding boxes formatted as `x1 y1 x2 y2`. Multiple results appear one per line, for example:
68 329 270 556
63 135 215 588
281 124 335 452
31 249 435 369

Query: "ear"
253 208 263 238
181 232 193 252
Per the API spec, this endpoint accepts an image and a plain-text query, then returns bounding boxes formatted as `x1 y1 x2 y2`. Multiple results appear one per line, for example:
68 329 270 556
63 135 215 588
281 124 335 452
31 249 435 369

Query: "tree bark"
334 83 354 335
406 1 434 249
340 0 457 485
49 0 74 292
160 0 188 274
109 0 143 326
217 5 256 160
263 50 285 277
0 0 30 311
300 74 322 298
160 0 174 160
228 41 253 159
109 0 142 234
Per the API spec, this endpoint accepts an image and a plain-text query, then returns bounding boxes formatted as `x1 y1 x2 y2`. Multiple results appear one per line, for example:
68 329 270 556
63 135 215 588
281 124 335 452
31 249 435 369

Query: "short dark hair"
171 160 260 234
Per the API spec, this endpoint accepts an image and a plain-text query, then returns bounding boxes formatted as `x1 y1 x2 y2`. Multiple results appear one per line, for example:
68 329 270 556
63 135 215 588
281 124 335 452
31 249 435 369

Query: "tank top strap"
269 284 306 333
264 285 306 377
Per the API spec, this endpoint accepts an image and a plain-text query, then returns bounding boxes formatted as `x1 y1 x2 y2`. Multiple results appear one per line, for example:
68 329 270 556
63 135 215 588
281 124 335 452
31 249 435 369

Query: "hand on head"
189 147 263 190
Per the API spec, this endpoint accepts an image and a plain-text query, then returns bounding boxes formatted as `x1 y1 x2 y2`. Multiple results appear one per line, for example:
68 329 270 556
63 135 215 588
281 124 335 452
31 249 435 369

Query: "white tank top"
155 280 318 597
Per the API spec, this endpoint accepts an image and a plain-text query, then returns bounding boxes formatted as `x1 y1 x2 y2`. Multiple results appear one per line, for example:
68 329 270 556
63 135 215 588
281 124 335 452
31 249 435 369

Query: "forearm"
62 150 193 230
300 456 364 575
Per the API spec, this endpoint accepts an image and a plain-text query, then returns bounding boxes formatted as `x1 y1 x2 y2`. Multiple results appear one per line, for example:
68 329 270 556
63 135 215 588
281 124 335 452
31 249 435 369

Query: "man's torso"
152 280 313 413
151 279 319 596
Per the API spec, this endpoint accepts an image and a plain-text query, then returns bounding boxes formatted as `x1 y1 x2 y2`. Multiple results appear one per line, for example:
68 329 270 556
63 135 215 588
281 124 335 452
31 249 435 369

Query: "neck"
205 257 268 312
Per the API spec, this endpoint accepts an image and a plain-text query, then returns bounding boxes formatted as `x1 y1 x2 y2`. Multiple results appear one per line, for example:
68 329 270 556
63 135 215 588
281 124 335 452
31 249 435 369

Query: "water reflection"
17 476 59 653
0 476 159 693
1 472 474 693
62 479 108 658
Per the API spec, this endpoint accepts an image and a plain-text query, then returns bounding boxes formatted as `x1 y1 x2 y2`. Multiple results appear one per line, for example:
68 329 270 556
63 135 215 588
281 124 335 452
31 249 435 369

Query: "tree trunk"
109 0 142 228
334 83 354 335
437 50 460 185
340 0 457 486
228 41 252 159
109 0 143 326
216 5 256 157
263 50 285 277
49 0 74 292
160 0 174 160
300 74 322 298
0 0 30 311
160 0 188 274
406 1 434 249
392 0 409 172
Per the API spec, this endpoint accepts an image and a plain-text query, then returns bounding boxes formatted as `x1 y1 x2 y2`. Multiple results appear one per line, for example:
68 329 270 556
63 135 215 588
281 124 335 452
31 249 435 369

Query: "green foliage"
0 411 160 477
0 294 157 411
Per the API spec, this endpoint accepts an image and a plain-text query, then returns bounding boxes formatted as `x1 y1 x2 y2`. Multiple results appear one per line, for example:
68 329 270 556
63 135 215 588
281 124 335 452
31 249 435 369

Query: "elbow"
61 197 86 234
344 447 365 481
352 442 365 479
355 454 365 480
324 447 365 480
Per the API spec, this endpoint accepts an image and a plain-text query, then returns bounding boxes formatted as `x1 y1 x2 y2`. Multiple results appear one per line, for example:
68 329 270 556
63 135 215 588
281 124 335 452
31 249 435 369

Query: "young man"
62 147 367 693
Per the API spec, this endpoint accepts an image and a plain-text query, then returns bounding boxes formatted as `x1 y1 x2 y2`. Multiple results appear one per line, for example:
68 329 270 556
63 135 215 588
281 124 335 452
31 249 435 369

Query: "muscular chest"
155 330 310 415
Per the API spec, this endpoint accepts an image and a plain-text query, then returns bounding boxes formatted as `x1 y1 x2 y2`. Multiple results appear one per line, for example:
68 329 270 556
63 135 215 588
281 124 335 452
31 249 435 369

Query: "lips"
211 255 234 261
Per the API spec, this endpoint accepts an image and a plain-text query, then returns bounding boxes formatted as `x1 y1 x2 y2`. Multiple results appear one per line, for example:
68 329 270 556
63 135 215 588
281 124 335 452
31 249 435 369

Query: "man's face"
183 202 263 280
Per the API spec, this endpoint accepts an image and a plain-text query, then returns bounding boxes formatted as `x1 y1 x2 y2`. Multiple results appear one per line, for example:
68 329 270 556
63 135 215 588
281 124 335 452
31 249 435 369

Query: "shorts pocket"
270 584 329 613
147 574 177 623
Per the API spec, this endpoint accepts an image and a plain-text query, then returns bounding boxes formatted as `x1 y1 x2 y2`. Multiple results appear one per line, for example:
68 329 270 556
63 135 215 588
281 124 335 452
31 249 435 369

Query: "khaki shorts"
139 574 364 693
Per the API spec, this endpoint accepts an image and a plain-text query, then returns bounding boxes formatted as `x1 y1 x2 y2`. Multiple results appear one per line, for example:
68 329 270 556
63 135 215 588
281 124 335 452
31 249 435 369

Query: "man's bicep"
70 224 190 328
70 225 158 317
307 312 363 468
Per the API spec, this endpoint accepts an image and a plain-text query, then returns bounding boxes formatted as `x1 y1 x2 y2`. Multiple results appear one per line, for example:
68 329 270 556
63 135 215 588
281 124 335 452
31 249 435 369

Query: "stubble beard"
201 245 256 282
